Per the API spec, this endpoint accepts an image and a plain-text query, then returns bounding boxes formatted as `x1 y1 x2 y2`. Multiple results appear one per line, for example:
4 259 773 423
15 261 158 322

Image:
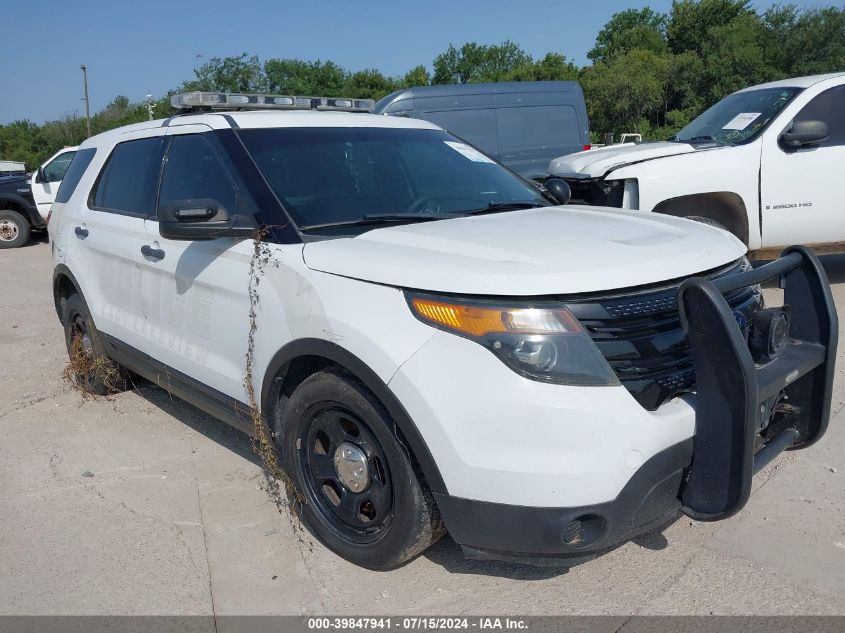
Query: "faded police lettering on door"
99 258 212 363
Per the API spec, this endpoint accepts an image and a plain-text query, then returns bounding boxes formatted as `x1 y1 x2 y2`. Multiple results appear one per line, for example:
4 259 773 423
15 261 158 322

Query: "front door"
761 85 845 248
138 125 255 403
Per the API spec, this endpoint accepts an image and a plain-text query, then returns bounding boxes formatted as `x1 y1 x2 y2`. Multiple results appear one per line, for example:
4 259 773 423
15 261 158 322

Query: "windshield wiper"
462 201 548 216
679 135 721 144
299 213 457 231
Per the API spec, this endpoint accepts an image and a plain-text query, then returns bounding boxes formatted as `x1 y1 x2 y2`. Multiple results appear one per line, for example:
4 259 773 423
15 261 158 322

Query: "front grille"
564 259 762 410
564 178 624 207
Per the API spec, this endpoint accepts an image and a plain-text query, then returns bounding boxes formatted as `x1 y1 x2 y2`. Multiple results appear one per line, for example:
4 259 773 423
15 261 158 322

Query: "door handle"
141 244 165 261
74 226 88 239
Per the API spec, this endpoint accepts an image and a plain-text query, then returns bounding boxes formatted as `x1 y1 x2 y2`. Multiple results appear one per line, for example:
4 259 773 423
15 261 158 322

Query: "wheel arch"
653 191 750 245
261 338 447 495
52 264 84 325
0 194 44 228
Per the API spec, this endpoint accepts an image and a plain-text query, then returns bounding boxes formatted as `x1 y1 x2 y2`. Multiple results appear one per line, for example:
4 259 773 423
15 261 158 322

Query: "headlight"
406 293 619 386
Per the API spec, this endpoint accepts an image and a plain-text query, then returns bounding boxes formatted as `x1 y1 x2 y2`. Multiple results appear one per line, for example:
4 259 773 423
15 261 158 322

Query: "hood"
303 206 746 296
549 142 700 179
0 174 28 189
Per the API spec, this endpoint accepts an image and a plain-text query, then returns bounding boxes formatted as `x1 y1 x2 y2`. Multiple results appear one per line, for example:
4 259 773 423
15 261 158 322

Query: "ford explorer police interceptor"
48 91 838 569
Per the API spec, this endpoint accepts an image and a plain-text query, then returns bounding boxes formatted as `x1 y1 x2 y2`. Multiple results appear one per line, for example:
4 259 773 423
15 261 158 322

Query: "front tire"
0 210 30 249
62 294 128 395
281 368 443 570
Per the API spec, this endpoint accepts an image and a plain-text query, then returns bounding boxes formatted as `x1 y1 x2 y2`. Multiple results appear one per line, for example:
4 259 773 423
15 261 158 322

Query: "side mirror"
35 167 46 184
158 198 257 241
544 177 572 205
779 119 828 150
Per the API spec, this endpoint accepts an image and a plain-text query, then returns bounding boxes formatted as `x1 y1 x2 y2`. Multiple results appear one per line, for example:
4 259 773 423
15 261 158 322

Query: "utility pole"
195 54 203 73
80 65 91 138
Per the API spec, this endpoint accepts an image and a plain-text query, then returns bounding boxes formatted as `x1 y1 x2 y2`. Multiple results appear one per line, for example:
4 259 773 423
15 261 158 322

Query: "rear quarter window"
55 148 96 204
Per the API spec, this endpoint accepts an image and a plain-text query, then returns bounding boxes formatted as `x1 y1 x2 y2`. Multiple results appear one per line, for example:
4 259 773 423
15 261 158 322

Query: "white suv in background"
549 74 845 252
49 92 837 569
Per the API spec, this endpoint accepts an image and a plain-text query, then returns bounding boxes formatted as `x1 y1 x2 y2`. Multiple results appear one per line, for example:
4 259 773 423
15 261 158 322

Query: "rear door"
137 124 255 402
32 148 77 218
72 131 165 351
761 84 845 247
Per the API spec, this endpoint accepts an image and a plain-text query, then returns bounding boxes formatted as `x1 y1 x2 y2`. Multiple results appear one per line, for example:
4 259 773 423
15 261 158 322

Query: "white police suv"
49 91 838 569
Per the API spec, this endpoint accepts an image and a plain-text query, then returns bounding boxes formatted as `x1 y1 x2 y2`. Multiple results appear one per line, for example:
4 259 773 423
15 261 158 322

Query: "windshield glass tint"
238 127 545 228
675 87 801 145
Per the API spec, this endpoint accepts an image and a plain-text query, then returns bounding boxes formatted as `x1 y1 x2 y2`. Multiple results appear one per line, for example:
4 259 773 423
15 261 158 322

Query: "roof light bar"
171 91 375 112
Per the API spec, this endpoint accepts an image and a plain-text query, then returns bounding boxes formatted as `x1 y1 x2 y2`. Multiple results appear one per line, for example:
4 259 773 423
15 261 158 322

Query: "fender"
261 338 448 494
0 193 44 229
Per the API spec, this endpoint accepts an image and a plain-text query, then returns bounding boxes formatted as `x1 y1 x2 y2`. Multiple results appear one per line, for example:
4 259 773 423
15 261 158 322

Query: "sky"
0 0 832 125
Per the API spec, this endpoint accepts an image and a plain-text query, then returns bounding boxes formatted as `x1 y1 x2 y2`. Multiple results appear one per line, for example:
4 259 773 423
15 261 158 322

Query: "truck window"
793 85 845 148
43 151 77 183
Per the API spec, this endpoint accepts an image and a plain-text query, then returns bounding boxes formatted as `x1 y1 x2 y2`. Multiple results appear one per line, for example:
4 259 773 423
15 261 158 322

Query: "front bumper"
405 246 837 561
435 439 692 562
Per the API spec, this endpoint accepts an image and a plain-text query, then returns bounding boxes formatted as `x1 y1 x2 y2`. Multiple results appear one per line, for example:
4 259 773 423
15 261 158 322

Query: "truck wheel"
281 368 444 570
0 210 30 249
63 294 129 395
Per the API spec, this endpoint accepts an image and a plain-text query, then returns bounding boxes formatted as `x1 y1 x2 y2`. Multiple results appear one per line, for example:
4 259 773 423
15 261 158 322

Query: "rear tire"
281 368 444 570
62 294 129 395
0 210 30 249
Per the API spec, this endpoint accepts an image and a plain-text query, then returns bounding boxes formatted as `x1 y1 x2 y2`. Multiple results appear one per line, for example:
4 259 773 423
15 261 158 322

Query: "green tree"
588 8 668 62
402 65 431 88
264 59 348 95
432 41 533 84
762 5 845 77
667 0 755 55
189 53 265 92
343 69 400 100
581 48 672 136
529 53 580 81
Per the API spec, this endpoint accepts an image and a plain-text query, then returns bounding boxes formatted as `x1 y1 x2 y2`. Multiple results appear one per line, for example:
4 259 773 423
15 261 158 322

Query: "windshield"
675 87 801 145
238 127 548 231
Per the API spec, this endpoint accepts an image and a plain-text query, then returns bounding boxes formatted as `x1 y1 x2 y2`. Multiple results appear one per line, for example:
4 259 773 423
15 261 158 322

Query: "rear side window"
158 134 237 214
55 148 96 204
91 137 164 215
793 85 845 147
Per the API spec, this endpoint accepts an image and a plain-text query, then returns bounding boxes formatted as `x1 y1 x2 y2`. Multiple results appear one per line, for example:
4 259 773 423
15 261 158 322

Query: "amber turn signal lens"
409 297 582 338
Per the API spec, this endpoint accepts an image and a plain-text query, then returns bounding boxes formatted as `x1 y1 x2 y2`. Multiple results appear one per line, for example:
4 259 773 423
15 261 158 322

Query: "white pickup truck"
549 73 845 251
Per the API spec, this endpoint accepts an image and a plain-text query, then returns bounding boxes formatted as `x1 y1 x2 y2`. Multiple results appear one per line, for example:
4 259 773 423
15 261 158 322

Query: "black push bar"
676 245 838 521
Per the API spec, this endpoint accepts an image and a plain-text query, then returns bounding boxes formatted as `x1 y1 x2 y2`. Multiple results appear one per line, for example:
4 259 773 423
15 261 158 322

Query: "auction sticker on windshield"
722 112 762 130
444 141 495 163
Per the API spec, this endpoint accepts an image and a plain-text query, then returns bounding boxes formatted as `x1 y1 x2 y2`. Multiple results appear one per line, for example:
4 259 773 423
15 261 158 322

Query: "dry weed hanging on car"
62 332 125 398
243 227 308 537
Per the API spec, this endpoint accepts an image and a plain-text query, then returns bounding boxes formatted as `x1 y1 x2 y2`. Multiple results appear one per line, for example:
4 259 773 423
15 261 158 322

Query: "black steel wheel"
281 367 444 569
302 407 394 543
